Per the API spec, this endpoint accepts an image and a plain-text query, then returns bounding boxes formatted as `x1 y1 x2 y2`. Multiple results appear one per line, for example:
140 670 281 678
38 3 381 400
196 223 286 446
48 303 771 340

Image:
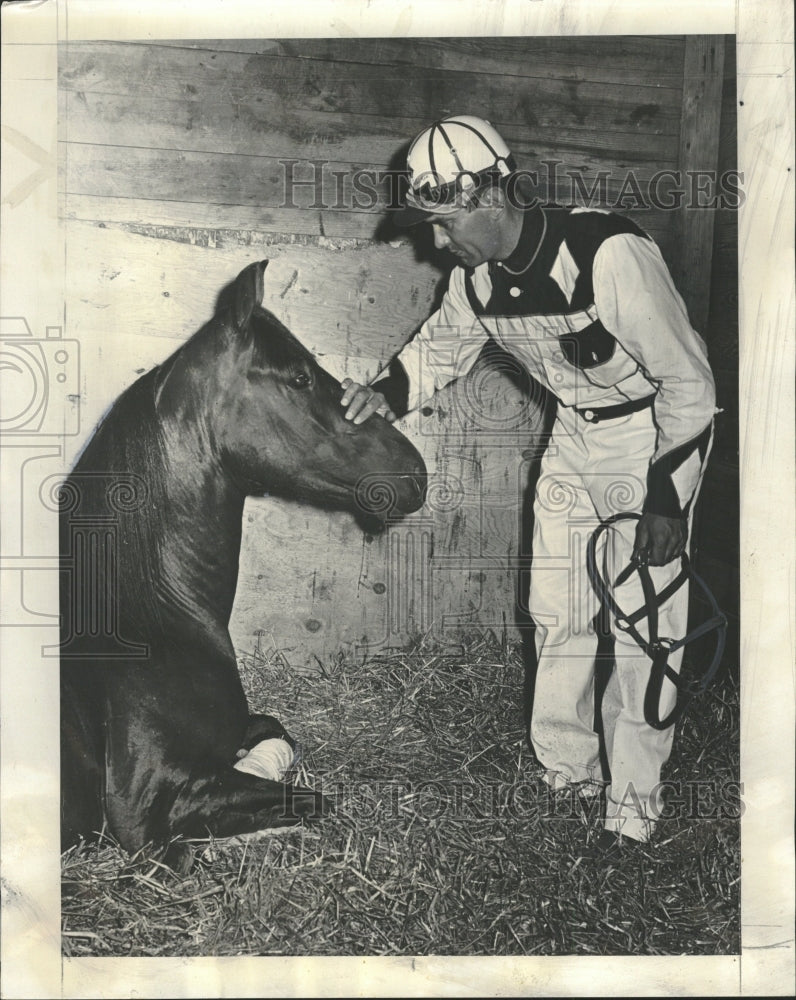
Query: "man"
341 115 716 853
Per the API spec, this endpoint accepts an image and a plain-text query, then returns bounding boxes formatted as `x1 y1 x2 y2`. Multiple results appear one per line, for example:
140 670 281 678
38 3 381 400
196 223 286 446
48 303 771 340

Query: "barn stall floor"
61 634 740 957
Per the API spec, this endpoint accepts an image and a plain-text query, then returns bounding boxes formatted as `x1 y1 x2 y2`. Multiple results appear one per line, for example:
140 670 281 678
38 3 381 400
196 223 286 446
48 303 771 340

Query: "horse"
59 259 427 862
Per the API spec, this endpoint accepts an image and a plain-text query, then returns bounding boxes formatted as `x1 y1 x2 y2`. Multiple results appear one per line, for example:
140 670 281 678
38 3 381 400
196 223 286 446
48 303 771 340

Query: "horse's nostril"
400 470 428 507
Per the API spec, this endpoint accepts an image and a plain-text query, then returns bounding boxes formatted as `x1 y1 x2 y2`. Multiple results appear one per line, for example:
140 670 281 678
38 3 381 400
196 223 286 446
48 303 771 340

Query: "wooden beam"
675 35 726 334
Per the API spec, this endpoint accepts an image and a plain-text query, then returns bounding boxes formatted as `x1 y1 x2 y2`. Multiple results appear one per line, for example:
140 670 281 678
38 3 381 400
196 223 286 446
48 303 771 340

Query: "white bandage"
233 738 295 781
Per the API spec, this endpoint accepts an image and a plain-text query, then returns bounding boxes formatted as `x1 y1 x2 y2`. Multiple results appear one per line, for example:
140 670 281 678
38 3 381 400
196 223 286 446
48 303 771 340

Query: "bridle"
586 512 728 730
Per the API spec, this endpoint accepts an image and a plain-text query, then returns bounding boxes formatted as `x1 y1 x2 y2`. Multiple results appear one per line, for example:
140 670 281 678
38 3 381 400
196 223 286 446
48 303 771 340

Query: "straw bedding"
62 633 740 956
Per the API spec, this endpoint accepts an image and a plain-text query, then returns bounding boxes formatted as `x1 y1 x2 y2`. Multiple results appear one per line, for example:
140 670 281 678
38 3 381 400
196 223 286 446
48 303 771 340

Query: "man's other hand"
632 511 687 567
340 379 397 424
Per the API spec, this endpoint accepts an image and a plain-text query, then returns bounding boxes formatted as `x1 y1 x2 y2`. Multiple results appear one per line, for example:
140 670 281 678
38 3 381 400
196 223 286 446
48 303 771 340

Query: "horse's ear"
233 260 268 332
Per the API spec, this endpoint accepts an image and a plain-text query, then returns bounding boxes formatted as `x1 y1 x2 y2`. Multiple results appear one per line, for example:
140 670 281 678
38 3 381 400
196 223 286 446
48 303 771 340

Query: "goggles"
404 160 516 215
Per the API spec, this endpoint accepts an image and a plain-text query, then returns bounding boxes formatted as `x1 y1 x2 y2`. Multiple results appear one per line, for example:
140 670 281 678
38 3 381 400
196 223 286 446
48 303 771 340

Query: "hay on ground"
61 633 740 957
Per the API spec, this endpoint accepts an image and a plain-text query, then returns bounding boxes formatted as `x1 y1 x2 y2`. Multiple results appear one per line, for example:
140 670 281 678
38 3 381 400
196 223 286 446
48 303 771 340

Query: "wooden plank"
62 190 678 241
707 243 739 368
62 142 679 222
704 35 737 442
64 194 332 238
716 106 738 175
673 36 726 334
63 194 677 286
722 32 737 83
146 35 686 88
62 195 677 284
716 38 738 174
708 41 739 354
63 192 398 241
59 42 683 138
61 91 680 166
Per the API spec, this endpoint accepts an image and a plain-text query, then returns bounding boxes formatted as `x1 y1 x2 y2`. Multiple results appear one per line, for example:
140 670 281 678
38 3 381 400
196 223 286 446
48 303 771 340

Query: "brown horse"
60 260 426 860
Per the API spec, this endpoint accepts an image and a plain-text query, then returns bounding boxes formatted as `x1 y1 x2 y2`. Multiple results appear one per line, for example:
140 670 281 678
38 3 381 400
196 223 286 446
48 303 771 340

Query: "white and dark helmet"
395 115 516 227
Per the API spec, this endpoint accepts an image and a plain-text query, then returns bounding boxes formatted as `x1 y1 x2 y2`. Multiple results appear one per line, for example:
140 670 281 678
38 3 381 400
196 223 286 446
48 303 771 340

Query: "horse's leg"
101 682 325 852
242 713 294 751
166 768 328 842
105 750 329 854
155 768 328 873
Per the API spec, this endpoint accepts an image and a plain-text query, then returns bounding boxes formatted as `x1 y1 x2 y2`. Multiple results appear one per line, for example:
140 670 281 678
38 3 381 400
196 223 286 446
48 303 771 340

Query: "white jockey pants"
528 404 710 842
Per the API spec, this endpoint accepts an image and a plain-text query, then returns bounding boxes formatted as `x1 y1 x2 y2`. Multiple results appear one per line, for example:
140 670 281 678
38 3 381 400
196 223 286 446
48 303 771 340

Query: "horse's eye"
289 372 312 389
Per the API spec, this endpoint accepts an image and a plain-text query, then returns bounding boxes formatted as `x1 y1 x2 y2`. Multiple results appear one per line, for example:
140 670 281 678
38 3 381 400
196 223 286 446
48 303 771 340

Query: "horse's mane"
70 367 171 637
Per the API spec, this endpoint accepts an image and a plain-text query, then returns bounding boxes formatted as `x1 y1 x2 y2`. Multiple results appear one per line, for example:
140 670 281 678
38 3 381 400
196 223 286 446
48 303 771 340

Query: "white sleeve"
593 233 716 516
594 233 716 460
395 266 490 412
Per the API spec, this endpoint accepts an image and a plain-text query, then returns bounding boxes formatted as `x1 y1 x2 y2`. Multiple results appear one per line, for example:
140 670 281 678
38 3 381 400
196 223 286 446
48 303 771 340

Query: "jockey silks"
373 205 716 521
372 204 717 840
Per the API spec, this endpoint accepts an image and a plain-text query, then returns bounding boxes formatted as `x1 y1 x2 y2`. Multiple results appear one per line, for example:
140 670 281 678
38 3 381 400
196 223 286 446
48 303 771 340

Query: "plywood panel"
63 219 443 374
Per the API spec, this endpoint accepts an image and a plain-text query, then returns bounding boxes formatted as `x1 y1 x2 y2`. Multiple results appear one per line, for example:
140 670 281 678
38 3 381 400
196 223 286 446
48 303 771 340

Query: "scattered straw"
62 633 740 957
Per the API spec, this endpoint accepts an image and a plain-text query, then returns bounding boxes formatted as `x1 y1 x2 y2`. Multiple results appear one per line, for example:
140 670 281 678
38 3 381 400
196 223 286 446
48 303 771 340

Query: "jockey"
341 115 716 855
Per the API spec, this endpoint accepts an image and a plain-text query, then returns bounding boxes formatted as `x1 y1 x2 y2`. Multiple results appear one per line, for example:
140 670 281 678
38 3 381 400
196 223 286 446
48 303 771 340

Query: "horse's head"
164 261 427 528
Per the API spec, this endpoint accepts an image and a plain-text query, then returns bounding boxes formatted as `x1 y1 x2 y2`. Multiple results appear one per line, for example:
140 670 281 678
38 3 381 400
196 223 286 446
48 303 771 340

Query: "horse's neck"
71 370 246 649
158 432 245 632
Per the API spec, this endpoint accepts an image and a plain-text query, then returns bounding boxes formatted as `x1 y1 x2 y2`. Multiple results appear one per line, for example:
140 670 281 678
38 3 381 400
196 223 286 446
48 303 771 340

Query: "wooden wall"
57 35 735 668
60 37 687 246
697 37 740 661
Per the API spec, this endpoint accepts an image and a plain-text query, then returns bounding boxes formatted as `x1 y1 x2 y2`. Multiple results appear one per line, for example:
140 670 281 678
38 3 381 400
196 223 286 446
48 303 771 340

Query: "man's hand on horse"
632 512 687 567
340 379 397 424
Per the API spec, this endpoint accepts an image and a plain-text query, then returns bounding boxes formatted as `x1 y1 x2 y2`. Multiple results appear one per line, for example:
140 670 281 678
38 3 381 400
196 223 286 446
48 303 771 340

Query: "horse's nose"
399 469 428 510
